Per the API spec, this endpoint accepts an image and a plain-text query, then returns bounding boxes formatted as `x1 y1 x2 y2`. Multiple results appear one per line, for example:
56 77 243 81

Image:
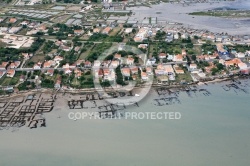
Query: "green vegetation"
0 37 44 62
232 45 250 53
41 79 55 88
1 0 12 3
115 65 126 86
211 61 225 75
201 43 216 54
155 30 166 40
18 81 36 91
189 10 250 18
47 24 83 40
42 40 58 54
56 0 83 3
89 33 123 42
87 42 112 62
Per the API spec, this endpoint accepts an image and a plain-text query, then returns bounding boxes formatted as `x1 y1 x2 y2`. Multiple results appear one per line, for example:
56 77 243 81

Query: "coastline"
0 75 242 99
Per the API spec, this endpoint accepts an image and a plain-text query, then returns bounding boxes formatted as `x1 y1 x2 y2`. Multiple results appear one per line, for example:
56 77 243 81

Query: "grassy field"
29 53 44 63
189 10 250 18
52 14 72 24
0 41 7 47
0 76 19 86
45 74 59 82
109 27 121 36
79 47 93 60
175 70 193 83
17 28 28 36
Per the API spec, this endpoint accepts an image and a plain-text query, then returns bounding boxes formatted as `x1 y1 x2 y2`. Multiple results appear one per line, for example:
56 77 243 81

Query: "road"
0 60 188 73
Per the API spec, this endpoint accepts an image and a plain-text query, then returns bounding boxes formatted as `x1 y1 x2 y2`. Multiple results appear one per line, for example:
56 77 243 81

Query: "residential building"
174 65 184 74
173 54 184 62
189 63 197 70
121 68 130 77
33 62 42 69
74 29 84 36
9 61 20 69
235 52 245 58
102 27 112 34
224 58 242 67
93 60 101 67
6 69 15 78
0 62 8 70
84 61 92 68
130 66 138 74
138 44 148 49
93 28 100 33
114 53 122 60
0 71 6 79
134 27 148 42
238 62 247 69
146 67 153 75
126 57 134 65
74 68 82 78
9 18 17 23
110 60 119 68
54 56 64 63
124 28 133 34
8 27 22 34
64 68 72 75
141 72 148 81
43 60 56 68
146 57 156 65
19 75 25 82
54 77 61 89
22 53 33 59
20 21 29 26
46 69 54 76
158 53 167 59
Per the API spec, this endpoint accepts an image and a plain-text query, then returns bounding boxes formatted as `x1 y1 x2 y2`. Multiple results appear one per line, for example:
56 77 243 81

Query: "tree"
48 28 53 35
132 28 136 34
216 63 224 70
211 68 218 75
203 61 210 67
115 65 125 85
194 36 199 40
54 69 59 75
22 71 27 75
45 56 52 61
79 75 85 81
191 55 196 61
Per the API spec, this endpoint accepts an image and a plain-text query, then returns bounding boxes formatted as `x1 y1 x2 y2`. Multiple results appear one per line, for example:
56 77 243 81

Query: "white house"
235 52 245 58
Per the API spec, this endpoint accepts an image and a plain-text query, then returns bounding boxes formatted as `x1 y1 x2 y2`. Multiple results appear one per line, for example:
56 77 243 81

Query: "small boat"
135 94 140 97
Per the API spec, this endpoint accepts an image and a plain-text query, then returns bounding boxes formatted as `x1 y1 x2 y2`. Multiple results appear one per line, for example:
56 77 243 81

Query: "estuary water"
0 79 250 166
128 0 250 35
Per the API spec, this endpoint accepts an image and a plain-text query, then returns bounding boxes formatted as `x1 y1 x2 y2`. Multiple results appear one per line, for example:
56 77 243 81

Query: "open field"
110 27 121 36
0 76 19 86
79 47 93 60
175 70 193 83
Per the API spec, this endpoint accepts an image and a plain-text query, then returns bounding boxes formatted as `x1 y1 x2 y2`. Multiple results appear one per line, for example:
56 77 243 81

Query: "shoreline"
0 75 246 99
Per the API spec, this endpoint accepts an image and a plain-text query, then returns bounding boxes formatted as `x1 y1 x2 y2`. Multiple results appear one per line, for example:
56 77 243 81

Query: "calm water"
0 80 250 166
128 0 250 35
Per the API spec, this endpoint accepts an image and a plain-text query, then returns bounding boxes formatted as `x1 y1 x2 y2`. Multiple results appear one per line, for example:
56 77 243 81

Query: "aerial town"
1 1 250 166
0 0 249 96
